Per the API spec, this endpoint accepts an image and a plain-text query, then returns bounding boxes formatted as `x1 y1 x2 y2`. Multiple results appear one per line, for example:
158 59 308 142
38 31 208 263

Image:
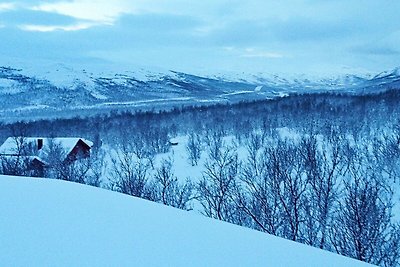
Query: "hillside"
0 63 399 122
0 175 372 267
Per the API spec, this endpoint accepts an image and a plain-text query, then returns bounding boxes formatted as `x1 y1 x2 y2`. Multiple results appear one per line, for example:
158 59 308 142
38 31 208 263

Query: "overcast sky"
1 0 400 75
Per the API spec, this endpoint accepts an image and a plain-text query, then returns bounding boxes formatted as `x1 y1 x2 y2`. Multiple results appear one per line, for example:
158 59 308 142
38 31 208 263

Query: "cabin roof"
0 137 93 156
0 155 47 165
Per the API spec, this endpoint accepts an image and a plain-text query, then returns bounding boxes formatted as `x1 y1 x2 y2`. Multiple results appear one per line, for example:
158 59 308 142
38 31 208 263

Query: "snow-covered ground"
0 175 372 267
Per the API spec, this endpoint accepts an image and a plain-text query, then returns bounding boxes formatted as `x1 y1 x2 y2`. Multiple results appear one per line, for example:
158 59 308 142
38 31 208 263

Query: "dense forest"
1 89 400 266
1 89 399 143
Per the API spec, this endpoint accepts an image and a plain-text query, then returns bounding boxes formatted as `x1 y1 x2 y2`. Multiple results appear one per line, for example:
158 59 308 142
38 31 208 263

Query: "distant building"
0 137 94 174
169 138 179 146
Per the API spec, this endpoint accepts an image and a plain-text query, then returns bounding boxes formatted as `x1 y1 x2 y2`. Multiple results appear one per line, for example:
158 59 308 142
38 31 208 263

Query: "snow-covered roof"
0 137 93 156
0 155 47 165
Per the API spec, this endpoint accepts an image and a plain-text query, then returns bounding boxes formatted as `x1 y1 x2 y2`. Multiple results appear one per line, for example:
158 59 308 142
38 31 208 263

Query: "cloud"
19 22 97 32
0 2 15 11
223 47 284 59
11 0 135 31
241 51 284 59
1 0 400 74
240 48 284 59
2 5 100 32
2 9 77 26
31 0 131 26
350 45 400 56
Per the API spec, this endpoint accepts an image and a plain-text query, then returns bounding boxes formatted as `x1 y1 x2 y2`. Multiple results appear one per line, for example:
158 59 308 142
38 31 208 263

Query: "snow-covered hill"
0 62 399 121
0 175 372 267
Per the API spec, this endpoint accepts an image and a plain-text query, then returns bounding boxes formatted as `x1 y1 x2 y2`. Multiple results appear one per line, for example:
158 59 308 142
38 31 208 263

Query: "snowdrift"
0 175 372 266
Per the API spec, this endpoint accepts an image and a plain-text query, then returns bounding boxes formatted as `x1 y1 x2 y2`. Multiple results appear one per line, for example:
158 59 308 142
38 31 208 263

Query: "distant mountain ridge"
0 64 399 122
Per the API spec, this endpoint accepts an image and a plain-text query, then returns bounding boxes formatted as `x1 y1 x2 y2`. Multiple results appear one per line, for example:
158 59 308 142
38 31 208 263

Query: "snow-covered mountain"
0 63 399 121
0 175 372 267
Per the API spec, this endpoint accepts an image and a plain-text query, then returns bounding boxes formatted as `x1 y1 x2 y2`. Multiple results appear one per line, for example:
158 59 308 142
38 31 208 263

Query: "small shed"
169 138 179 146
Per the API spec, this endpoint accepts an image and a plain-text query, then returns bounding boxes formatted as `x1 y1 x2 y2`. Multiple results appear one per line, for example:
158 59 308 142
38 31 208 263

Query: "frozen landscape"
1 65 400 266
1 0 400 266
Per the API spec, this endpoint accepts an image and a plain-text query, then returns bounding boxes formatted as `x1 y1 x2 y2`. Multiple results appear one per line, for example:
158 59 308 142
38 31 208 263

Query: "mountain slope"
0 63 399 121
0 175 372 267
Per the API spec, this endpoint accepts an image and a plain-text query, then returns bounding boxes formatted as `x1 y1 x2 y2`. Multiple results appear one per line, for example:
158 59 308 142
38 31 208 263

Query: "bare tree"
299 134 343 249
0 135 32 176
203 129 224 161
237 138 313 241
234 131 283 234
370 134 400 183
197 141 240 223
186 132 202 166
267 140 309 242
84 145 105 187
43 139 67 179
330 151 400 266
244 130 266 177
237 151 282 234
153 158 194 210
109 143 150 198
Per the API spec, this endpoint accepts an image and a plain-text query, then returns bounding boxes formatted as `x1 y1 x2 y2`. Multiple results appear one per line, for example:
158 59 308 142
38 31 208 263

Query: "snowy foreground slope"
0 175 372 267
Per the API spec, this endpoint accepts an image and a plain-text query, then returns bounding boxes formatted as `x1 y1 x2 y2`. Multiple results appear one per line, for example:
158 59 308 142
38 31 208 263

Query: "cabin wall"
66 140 91 162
